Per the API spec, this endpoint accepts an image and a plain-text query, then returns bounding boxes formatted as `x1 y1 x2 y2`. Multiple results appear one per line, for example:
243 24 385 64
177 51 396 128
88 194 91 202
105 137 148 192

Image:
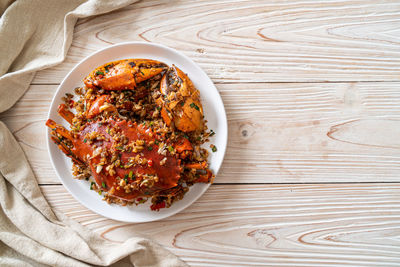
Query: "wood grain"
32 0 400 84
40 183 400 266
3 82 400 184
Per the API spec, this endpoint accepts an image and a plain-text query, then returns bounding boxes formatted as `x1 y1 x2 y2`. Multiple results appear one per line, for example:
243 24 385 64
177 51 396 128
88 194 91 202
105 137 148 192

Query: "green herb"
156 106 161 111
116 146 124 150
87 119 92 122
124 174 129 179
190 102 200 111
155 140 159 145
168 146 174 152
209 129 215 137
138 198 147 204
183 134 189 139
140 70 145 75
104 64 112 73
129 171 133 178
197 136 202 141
90 182 95 190
98 190 102 195
102 182 106 188
147 146 153 151
124 177 129 183
180 101 185 106
211 145 217 152
149 121 154 126
83 138 87 143
96 70 104 75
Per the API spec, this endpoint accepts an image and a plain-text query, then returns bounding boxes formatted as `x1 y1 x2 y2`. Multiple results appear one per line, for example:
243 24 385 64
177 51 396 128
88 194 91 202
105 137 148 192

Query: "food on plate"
46 59 215 210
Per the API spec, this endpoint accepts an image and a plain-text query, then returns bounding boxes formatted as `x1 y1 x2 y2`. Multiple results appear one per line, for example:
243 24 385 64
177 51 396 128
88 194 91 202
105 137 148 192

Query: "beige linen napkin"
0 1 188 266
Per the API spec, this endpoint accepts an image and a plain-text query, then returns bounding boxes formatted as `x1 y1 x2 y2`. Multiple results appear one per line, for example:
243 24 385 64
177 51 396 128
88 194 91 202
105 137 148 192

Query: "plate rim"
46 41 228 222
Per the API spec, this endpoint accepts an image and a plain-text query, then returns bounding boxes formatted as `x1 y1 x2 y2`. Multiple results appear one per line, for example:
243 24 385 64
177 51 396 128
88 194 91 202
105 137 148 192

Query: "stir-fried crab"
47 58 213 210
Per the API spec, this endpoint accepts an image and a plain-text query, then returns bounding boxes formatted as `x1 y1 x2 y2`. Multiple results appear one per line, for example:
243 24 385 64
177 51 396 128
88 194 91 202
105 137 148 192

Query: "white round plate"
47 42 227 222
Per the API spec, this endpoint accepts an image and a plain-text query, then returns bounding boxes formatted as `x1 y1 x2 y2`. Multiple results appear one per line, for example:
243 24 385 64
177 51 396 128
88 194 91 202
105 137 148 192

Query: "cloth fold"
0 0 187 266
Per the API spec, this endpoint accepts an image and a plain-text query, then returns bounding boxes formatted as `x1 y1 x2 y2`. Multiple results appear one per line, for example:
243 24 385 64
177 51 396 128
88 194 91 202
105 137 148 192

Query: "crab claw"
84 59 167 91
157 65 204 132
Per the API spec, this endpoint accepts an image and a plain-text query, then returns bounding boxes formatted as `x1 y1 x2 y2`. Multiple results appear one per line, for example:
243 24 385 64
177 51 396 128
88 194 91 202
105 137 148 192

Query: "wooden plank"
2 82 400 184
31 0 400 84
40 183 400 266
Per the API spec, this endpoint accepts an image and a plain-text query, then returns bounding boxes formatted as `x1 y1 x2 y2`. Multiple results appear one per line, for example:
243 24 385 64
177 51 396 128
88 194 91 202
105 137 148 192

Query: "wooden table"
2 1 400 265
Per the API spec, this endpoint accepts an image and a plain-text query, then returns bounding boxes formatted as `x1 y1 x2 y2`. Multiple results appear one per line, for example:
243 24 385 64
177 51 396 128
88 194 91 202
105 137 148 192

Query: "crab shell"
74 119 181 200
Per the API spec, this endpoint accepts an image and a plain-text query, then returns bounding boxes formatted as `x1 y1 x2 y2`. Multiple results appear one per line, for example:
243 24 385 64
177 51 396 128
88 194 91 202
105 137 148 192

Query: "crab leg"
157 186 184 197
50 135 71 155
183 161 212 183
46 119 73 142
46 119 83 165
49 132 83 165
57 104 74 124
184 161 208 169
196 169 213 183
